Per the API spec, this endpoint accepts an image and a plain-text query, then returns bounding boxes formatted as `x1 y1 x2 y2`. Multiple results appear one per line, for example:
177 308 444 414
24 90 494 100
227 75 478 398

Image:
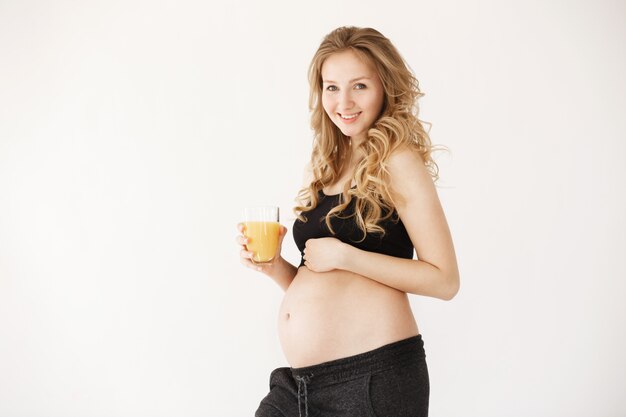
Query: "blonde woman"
237 26 459 417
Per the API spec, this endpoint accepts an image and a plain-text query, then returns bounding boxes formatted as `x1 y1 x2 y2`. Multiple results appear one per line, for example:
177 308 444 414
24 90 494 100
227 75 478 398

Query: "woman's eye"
355 83 366 90
326 85 338 92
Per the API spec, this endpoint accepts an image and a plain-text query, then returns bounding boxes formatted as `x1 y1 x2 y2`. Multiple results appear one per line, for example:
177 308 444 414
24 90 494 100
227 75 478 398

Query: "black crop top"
292 190 414 267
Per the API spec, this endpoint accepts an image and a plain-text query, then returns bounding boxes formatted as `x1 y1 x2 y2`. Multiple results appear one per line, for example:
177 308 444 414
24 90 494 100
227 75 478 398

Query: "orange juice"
244 221 280 263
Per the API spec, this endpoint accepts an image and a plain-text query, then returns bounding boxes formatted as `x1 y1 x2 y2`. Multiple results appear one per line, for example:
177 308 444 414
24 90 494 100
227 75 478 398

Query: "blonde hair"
295 26 446 237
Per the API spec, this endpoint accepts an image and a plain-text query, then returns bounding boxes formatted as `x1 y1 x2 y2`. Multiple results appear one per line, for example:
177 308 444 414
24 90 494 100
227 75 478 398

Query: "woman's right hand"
236 223 288 274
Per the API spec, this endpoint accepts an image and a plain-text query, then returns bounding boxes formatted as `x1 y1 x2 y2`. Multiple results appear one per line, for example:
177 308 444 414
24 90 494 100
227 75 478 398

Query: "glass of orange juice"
243 206 280 264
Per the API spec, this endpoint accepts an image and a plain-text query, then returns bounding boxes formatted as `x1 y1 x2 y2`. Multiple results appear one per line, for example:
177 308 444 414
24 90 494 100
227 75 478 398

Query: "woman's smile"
338 111 362 123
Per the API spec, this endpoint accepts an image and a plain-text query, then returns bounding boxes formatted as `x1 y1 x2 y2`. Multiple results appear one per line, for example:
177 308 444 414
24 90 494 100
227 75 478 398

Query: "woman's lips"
338 112 362 124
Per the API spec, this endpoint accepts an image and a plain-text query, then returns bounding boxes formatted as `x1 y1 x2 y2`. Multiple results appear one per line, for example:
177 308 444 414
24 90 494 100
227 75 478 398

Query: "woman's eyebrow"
322 76 371 84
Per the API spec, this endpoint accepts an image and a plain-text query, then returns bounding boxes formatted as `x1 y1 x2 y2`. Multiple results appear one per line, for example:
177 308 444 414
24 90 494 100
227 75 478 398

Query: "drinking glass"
242 206 280 264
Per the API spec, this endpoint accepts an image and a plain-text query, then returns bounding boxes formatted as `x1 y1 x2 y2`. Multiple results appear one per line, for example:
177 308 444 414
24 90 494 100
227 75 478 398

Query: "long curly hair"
295 26 445 237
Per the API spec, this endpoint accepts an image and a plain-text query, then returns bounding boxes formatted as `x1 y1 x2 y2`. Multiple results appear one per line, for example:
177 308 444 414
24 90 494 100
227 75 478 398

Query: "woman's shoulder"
386 144 432 203
387 144 426 172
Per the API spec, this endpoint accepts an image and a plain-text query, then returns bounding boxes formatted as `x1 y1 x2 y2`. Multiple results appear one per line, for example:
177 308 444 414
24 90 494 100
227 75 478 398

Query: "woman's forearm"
340 244 459 300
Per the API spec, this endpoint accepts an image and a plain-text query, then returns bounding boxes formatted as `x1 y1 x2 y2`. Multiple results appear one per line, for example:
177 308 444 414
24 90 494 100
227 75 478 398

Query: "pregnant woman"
236 26 460 417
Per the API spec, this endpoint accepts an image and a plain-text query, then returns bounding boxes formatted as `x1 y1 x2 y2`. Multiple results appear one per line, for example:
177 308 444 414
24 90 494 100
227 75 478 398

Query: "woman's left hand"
303 237 348 272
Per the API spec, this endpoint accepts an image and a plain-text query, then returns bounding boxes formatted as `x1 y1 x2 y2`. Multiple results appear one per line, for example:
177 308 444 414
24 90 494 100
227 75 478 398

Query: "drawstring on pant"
294 374 313 417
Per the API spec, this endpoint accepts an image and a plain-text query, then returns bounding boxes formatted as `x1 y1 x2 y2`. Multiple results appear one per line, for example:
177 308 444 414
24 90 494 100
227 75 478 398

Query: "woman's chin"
337 127 358 138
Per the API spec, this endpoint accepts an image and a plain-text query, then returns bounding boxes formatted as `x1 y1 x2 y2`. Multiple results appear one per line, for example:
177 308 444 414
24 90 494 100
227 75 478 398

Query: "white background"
1 0 625 416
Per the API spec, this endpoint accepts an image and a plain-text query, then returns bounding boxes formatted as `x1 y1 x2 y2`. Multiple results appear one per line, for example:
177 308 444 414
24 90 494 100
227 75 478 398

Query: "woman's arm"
341 248 458 300
303 146 460 300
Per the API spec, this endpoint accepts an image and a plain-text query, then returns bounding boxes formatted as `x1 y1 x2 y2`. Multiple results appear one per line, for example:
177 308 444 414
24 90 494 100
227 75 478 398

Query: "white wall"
1 0 624 416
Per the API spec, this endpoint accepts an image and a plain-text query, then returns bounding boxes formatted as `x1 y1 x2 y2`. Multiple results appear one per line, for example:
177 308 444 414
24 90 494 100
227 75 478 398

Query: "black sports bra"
292 190 414 267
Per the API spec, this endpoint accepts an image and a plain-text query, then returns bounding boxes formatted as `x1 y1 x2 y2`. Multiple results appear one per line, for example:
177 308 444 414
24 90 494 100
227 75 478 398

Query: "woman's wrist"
263 255 293 278
264 256 297 291
259 255 282 275
270 255 287 272
337 241 355 271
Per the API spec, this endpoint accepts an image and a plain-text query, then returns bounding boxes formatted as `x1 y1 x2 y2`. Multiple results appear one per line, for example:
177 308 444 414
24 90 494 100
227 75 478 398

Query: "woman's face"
321 50 385 145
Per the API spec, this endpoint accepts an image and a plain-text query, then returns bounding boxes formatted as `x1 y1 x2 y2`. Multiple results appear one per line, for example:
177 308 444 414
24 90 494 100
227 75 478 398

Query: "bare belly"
278 266 419 368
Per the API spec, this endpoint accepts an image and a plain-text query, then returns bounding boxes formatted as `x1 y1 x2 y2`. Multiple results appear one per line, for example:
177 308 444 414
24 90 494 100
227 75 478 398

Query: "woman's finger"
235 235 249 246
240 248 254 259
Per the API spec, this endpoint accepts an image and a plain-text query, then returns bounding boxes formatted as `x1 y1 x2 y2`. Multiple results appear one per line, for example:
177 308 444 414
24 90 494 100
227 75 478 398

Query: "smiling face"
321 49 385 145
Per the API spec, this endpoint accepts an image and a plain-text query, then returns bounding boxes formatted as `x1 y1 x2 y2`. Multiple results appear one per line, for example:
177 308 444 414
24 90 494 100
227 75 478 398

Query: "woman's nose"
338 91 354 110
